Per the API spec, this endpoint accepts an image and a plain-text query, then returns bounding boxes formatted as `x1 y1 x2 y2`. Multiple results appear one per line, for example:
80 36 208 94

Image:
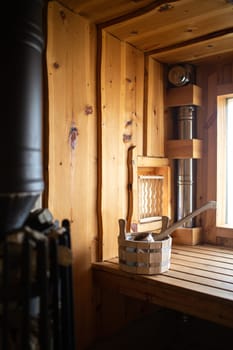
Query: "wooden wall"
100 31 166 260
197 57 233 246
47 3 166 343
145 57 165 157
94 31 168 339
46 3 233 344
95 55 233 340
45 1 230 347
100 31 144 260
47 2 97 349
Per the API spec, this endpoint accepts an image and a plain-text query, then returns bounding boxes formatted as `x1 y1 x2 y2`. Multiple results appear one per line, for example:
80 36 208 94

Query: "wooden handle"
161 216 169 231
118 219 126 239
153 201 217 241
126 145 136 232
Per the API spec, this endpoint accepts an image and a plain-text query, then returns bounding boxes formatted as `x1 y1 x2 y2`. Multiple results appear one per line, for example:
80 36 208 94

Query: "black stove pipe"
0 1 47 234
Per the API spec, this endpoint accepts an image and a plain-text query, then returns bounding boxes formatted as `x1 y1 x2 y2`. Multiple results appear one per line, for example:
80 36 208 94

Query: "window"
217 94 233 229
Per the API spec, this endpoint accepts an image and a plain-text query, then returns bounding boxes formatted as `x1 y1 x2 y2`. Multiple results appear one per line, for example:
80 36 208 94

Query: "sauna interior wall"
96 56 233 342
46 2 165 347
47 2 97 349
46 0 233 346
101 31 165 260
96 29 166 339
196 57 233 247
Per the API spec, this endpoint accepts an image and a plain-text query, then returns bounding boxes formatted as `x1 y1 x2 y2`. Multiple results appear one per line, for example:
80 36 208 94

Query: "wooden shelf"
172 227 202 245
166 84 202 107
166 139 202 159
137 156 169 168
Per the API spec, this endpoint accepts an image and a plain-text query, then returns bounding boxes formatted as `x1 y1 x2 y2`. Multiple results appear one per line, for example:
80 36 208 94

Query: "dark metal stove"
0 0 46 234
0 1 75 348
1 212 75 350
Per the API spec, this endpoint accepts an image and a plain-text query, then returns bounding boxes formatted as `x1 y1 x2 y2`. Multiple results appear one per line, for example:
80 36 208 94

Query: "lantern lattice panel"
138 175 164 223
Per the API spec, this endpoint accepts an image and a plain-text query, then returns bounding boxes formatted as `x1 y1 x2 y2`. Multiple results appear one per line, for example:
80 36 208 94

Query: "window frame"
216 92 233 235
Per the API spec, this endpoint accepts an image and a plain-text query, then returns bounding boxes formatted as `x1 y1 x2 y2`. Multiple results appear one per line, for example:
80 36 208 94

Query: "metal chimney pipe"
0 1 47 234
176 106 197 227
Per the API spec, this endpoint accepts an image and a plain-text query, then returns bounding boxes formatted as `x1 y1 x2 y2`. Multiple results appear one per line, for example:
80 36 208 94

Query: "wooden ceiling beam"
146 26 233 57
98 0 179 29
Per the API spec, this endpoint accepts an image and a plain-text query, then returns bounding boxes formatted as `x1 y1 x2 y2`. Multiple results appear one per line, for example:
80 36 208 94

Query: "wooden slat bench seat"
92 244 233 328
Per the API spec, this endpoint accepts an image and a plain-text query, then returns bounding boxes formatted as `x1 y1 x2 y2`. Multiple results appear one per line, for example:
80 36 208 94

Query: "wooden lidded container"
118 235 172 275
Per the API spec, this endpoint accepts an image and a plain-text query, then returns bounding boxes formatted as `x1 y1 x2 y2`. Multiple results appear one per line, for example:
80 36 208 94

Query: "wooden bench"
92 244 233 328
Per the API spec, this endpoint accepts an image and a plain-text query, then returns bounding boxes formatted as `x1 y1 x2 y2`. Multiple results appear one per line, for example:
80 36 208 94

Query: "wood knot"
53 62 60 69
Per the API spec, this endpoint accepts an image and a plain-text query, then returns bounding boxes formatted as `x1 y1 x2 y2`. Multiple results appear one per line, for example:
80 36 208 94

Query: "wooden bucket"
118 235 172 274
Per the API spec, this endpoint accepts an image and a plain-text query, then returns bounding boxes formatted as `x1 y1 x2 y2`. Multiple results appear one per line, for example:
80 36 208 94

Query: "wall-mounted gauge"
168 64 194 87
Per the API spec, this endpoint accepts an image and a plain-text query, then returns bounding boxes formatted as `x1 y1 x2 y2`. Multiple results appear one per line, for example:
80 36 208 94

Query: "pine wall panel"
100 31 144 260
47 2 97 348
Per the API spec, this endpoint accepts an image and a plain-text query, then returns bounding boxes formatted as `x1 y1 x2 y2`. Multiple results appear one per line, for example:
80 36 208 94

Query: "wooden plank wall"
46 4 171 345
46 2 97 349
145 57 165 157
96 32 167 338
46 5 166 345
100 33 166 260
101 31 144 260
197 57 233 246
